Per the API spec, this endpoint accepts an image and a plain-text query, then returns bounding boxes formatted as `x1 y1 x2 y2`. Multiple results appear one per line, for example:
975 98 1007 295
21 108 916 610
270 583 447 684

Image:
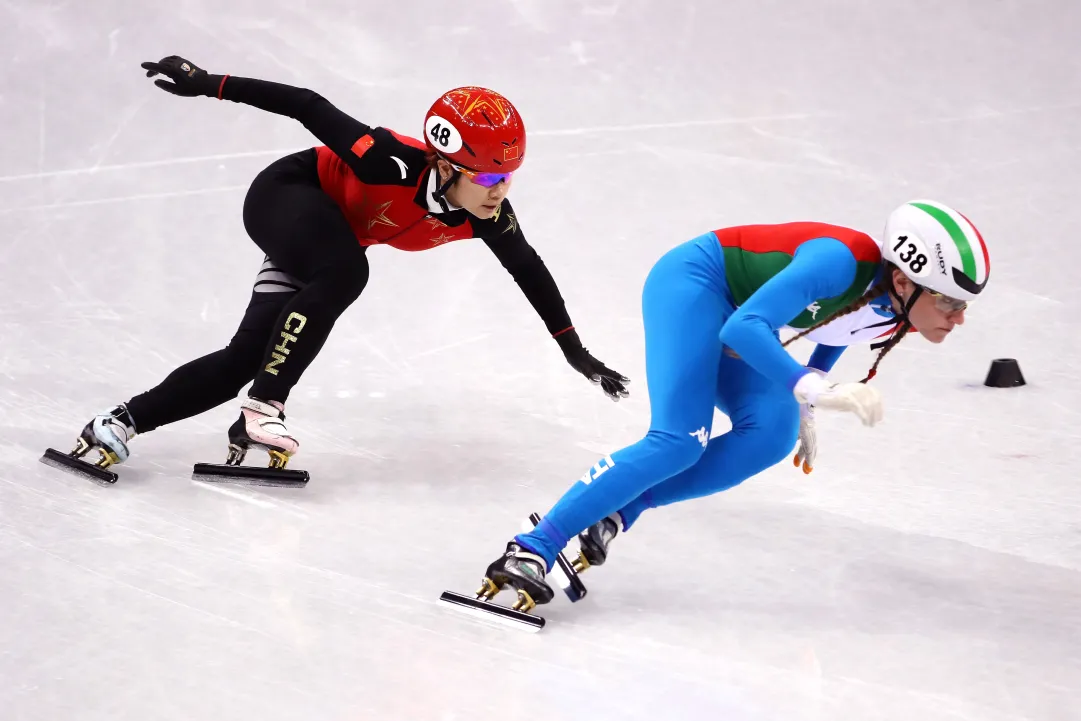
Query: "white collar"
425 168 461 214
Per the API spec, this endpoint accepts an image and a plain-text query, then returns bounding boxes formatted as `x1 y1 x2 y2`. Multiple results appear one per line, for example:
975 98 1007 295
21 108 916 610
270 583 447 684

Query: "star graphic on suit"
430 232 457 245
425 217 447 230
360 197 397 231
501 212 518 235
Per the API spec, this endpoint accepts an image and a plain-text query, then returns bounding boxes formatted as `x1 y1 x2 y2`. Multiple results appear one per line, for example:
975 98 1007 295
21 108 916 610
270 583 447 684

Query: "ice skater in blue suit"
476 201 990 611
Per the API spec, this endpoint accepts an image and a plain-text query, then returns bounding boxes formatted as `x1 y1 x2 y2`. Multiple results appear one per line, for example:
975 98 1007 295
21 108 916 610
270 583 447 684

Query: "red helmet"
424 86 526 173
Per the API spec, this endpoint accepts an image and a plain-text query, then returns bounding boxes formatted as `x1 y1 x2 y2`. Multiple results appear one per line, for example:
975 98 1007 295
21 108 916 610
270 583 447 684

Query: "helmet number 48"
431 124 451 146
892 236 930 277
424 115 463 154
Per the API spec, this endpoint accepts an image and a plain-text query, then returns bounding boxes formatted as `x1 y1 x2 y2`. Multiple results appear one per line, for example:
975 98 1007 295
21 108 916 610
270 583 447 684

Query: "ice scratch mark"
575 441 612 456
192 481 309 519
0 150 300 183
532 113 830 138
37 92 46 173
918 101 1081 124
88 98 149 172
408 333 490 360
0 186 249 214
1 529 280 640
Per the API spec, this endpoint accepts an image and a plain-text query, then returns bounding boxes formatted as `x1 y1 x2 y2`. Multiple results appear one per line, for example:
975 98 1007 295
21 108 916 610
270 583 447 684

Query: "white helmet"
882 200 990 302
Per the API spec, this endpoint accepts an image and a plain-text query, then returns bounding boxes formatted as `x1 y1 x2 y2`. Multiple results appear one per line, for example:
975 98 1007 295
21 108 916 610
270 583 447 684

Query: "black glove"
555 330 630 401
140 56 223 98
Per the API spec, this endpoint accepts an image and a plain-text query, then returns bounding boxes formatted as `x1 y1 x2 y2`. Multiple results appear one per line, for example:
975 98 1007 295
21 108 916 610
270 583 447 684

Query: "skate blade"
191 463 309 488
437 591 545 632
524 512 588 603
39 448 118 486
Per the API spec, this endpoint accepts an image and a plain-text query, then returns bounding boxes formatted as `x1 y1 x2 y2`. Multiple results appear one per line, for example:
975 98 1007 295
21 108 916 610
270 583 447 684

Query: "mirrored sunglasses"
452 163 513 188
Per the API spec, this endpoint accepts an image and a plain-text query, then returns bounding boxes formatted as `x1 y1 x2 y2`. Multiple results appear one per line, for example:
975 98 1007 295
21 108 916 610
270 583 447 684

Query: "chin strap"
868 282 921 353
891 283 923 321
432 154 461 213
858 269 923 381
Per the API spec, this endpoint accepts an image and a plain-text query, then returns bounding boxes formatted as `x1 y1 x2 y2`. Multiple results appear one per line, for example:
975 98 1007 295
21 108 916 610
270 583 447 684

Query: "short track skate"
191 399 309 487
191 443 309 488
570 512 621 576
438 513 588 632
39 441 119 486
39 406 137 486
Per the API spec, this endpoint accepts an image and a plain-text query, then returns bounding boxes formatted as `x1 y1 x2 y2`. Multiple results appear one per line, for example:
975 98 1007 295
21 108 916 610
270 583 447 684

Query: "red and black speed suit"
124 75 625 433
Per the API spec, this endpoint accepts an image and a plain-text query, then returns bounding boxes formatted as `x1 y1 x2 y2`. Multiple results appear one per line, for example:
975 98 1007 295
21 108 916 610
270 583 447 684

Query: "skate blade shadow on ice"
438 513 588 632
191 442 309 487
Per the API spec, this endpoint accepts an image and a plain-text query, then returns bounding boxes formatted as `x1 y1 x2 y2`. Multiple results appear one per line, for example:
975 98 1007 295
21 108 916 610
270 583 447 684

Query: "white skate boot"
40 403 138 485
191 396 308 487
76 404 137 467
225 397 299 469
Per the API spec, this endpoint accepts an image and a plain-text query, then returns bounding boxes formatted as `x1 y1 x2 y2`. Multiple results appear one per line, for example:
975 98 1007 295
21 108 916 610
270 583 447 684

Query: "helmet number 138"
893 236 928 275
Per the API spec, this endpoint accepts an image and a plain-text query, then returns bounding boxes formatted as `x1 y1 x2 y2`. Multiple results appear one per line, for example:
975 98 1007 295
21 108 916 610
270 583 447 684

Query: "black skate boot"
439 541 556 631
482 542 556 610
40 404 137 485
573 513 621 573
191 397 309 487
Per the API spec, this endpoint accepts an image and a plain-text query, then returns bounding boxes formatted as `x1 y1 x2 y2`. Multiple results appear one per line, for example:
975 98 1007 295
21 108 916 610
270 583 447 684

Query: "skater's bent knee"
758 429 798 468
310 257 369 306
733 403 799 466
642 427 707 474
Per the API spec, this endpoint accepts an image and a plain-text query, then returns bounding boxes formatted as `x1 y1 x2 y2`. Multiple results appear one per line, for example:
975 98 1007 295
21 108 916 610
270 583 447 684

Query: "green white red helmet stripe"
909 201 988 284
957 210 990 276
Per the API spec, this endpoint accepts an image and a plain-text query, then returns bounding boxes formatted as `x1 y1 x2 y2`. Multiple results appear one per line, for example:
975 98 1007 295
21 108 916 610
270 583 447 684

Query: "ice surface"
1 1 1079 719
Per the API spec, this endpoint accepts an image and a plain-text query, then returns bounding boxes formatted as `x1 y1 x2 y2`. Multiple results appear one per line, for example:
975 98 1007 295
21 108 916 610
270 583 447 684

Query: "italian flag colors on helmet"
884 199 990 301
910 201 989 289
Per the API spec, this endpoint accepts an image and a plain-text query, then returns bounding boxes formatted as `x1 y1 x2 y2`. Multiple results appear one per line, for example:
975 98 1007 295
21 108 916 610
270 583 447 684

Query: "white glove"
793 369 824 474
794 400 817 474
793 372 883 427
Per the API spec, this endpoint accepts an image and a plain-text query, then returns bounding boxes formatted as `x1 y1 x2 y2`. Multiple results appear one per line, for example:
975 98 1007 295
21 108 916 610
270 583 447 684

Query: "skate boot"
479 541 556 612
191 397 309 487
40 404 137 485
438 541 556 631
225 397 299 469
573 513 621 573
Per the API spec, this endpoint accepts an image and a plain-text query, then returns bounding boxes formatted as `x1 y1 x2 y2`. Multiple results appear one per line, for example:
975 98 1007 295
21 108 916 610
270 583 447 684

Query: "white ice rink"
2 1 1079 719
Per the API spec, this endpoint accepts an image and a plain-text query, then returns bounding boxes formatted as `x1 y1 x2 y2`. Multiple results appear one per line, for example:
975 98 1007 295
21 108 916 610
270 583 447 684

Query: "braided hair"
781 263 912 383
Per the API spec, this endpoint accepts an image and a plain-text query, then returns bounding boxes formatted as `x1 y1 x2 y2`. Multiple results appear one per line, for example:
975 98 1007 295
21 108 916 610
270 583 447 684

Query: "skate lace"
105 417 135 442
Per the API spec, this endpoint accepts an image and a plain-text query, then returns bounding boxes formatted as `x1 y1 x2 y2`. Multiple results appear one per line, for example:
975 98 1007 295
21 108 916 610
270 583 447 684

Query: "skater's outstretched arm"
481 200 572 336
141 55 371 175
480 199 630 401
218 77 371 163
719 237 858 389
